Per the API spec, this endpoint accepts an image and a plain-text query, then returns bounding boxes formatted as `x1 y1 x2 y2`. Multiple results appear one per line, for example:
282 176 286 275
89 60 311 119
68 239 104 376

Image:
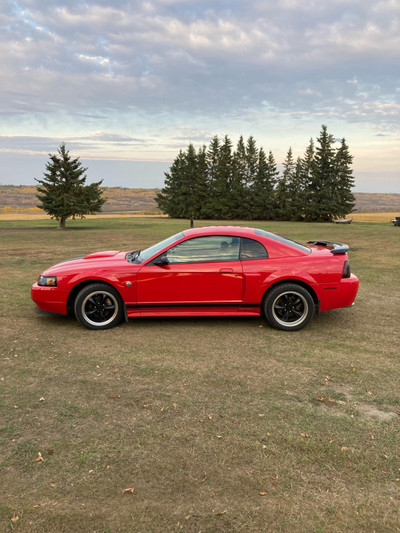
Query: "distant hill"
0 186 161 214
0 185 399 214
351 192 400 213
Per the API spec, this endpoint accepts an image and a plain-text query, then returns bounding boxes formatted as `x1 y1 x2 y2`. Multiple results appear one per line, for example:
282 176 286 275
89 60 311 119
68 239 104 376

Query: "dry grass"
0 217 399 532
351 212 399 223
0 211 399 224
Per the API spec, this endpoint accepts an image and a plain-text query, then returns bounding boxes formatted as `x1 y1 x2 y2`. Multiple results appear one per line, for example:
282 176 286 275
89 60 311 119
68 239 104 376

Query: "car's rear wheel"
74 283 123 330
264 283 314 331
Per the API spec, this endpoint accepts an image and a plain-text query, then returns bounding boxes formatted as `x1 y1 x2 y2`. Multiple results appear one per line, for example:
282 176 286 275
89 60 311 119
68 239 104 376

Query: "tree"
228 136 248 218
156 126 355 222
308 125 337 221
251 148 278 220
204 135 232 219
301 138 315 221
156 144 208 222
277 147 297 220
36 144 105 229
334 138 355 218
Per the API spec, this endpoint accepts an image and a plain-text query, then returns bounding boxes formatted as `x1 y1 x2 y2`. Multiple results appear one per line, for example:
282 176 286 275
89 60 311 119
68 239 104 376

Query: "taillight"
342 260 351 278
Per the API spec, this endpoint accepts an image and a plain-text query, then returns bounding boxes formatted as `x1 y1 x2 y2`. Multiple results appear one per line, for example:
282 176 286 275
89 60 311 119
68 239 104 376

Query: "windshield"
137 232 185 263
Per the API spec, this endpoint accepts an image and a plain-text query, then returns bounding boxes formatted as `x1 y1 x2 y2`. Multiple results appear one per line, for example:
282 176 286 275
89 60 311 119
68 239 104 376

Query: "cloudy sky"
0 0 399 192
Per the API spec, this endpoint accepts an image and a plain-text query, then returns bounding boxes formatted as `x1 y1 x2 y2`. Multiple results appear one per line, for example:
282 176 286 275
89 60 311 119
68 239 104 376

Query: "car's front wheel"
74 283 124 330
264 283 315 331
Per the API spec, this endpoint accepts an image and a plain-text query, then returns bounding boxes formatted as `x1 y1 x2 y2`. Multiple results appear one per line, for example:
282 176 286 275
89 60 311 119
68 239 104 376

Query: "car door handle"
219 268 233 273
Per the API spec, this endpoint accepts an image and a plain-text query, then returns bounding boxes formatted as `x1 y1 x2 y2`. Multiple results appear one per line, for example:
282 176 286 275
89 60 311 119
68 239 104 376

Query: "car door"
136 235 244 306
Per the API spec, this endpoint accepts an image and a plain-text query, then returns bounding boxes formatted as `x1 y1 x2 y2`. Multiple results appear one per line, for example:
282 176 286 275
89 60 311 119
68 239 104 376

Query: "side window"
240 238 268 260
166 236 240 264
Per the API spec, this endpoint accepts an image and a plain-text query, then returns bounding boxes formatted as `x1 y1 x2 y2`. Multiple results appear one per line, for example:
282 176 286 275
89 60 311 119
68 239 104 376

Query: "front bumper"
31 283 69 316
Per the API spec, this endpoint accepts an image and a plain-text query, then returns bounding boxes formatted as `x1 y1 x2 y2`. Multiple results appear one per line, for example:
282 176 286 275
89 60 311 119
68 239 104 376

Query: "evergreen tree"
291 157 306 220
308 125 337 221
156 144 208 221
245 136 259 186
156 150 188 218
35 144 105 229
301 138 315 221
334 138 355 218
156 127 354 223
251 148 278 220
282 147 297 220
204 135 233 219
231 136 247 218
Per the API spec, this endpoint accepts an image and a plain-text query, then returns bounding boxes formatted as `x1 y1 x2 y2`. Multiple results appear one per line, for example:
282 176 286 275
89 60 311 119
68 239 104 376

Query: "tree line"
156 125 355 222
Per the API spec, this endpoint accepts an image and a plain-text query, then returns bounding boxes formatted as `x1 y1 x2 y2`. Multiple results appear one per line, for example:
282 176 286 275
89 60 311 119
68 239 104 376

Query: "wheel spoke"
291 308 303 317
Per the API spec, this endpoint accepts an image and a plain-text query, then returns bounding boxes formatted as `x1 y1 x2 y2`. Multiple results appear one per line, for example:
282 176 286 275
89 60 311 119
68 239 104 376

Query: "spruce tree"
205 136 221 217
35 144 105 229
156 150 187 218
301 139 315 221
251 148 278 220
156 144 208 221
291 157 306 220
309 125 337 221
205 135 233 219
281 147 297 220
334 138 355 218
230 136 248 219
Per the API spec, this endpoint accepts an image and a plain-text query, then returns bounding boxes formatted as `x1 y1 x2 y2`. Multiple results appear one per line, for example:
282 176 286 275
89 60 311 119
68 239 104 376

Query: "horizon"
0 156 399 194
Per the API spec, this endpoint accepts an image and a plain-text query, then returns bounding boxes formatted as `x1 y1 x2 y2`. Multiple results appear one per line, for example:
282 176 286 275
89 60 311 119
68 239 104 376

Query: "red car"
31 226 359 331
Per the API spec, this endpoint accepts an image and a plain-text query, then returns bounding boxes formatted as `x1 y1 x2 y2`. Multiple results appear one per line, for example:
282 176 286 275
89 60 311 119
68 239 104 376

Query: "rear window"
255 229 311 253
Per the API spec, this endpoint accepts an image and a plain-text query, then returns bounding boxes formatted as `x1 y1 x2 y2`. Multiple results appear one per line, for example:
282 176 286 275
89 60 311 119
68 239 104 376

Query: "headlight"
38 275 57 287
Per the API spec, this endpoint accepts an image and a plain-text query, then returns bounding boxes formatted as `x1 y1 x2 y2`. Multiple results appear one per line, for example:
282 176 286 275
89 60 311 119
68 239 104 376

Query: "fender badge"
125 281 132 287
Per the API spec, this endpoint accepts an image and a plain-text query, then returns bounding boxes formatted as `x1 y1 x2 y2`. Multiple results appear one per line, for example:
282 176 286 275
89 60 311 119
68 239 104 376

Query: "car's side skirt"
126 302 260 318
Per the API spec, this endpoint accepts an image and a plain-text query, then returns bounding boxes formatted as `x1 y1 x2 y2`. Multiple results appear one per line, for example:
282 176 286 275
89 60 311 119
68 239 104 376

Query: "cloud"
2 0 398 122
0 0 399 190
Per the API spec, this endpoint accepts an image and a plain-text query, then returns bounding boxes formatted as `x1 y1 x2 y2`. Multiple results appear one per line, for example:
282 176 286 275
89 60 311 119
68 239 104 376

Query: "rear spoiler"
307 240 349 255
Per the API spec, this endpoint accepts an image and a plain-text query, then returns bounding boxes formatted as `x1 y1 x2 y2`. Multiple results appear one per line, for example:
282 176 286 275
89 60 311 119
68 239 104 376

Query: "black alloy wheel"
74 283 124 330
264 283 315 331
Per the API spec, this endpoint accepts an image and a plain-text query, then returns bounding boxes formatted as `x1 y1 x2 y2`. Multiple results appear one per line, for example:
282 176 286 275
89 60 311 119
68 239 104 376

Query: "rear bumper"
318 274 359 312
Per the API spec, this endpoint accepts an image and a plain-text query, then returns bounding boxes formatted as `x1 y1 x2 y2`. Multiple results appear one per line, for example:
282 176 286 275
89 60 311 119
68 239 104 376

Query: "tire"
264 283 315 331
74 283 123 330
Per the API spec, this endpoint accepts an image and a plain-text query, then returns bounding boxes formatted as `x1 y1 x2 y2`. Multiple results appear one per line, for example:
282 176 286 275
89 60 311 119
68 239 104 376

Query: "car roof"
183 226 257 237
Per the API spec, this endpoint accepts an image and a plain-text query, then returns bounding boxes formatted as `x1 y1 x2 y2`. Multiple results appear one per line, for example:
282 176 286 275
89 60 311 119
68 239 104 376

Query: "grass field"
1 217 399 532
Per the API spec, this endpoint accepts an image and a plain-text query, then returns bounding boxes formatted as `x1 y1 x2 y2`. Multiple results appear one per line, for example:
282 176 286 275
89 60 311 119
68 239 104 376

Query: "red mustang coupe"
31 226 359 331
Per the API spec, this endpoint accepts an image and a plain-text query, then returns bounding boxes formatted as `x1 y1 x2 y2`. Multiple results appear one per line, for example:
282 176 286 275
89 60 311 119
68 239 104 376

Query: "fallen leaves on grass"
316 396 337 404
35 452 44 462
123 487 135 494
11 516 19 523
259 492 268 496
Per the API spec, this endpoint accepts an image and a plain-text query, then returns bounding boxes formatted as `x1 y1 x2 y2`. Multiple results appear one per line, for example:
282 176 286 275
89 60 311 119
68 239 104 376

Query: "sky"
0 0 399 193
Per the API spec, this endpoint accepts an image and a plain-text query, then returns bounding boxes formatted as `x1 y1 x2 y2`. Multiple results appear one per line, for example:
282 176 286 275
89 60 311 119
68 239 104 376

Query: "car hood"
43 250 129 275
83 250 121 260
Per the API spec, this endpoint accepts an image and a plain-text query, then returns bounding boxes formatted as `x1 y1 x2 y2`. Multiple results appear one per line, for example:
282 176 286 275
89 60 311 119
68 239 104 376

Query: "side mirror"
154 254 169 266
